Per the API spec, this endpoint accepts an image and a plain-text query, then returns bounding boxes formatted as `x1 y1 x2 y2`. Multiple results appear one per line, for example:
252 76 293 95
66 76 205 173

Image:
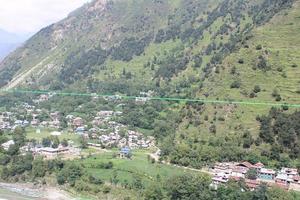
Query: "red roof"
293 176 300 181
254 162 264 168
245 179 260 189
230 176 241 181
237 162 253 169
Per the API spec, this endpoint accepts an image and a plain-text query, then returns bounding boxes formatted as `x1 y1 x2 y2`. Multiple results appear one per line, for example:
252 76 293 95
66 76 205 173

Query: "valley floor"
0 182 72 200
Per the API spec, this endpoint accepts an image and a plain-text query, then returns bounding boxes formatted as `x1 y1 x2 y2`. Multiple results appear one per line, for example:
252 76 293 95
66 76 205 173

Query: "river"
0 188 38 200
0 182 75 200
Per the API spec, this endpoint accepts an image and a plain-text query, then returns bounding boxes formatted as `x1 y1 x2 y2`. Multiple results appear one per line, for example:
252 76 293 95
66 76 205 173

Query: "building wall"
259 174 274 180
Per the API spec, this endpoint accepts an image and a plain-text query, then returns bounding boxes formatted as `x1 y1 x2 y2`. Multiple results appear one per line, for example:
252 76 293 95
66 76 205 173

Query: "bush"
238 58 244 64
89 175 103 185
246 169 258 180
249 92 256 98
291 64 298 68
253 85 261 93
272 89 281 101
230 66 236 74
103 186 111 194
275 95 282 101
57 174 65 185
257 56 269 71
256 44 262 50
230 80 241 88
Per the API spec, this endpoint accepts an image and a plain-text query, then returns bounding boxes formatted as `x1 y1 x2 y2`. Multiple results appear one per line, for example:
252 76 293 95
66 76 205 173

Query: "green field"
25 127 81 145
74 149 200 187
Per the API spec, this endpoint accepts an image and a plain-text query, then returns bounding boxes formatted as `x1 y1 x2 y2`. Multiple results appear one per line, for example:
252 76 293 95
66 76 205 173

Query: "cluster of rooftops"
210 161 300 191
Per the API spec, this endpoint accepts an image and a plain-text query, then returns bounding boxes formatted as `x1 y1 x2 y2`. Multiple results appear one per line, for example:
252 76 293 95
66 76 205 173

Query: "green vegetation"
0 0 300 198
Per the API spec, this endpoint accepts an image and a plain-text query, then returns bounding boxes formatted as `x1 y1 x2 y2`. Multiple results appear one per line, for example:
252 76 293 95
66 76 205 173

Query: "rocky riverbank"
0 182 73 200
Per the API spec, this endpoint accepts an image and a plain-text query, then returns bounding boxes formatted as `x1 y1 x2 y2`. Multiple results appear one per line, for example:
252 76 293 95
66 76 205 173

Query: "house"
275 173 291 185
1 140 15 150
280 168 298 178
231 166 248 178
75 127 85 135
31 119 40 127
253 162 265 171
51 131 62 136
73 117 84 127
245 179 261 191
40 121 48 127
292 176 300 184
49 120 60 128
212 172 230 185
104 95 122 101
212 163 234 174
115 111 123 116
97 111 114 118
37 147 69 159
259 168 276 180
119 146 132 159
23 120 29 126
92 117 103 126
66 115 74 120
237 161 253 169
89 128 98 133
39 94 49 102
135 97 149 104
14 120 23 126
50 112 60 121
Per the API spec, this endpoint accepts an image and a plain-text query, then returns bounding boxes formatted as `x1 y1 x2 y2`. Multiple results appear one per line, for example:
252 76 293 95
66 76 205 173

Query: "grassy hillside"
167 1 300 168
200 0 300 135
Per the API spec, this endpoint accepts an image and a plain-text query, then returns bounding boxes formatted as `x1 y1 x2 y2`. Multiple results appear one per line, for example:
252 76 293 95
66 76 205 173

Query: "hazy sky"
0 0 91 34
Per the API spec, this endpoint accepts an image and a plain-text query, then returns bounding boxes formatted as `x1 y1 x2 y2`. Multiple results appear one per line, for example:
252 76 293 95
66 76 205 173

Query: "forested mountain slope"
0 0 299 167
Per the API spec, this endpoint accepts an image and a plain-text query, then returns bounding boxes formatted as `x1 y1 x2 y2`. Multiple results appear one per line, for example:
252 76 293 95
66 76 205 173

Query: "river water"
0 188 38 200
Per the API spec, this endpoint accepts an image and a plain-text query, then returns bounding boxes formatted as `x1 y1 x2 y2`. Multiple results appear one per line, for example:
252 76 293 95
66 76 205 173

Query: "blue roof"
76 127 85 131
120 147 131 154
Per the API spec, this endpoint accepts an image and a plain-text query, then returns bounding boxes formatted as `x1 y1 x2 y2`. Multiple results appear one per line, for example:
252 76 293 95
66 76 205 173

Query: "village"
210 161 300 192
1 93 300 193
0 93 155 159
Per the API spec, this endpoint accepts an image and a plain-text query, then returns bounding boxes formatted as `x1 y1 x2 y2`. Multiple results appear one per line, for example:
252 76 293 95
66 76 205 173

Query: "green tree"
166 174 212 200
252 184 268 200
79 136 88 149
51 136 60 148
110 170 119 185
246 168 257 180
42 137 51 147
268 186 294 200
61 139 68 147
57 173 65 185
12 127 26 146
32 157 46 177
144 183 165 200
131 175 144 190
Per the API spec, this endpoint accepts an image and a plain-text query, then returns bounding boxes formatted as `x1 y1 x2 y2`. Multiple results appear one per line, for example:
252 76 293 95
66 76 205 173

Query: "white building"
1 140 15 150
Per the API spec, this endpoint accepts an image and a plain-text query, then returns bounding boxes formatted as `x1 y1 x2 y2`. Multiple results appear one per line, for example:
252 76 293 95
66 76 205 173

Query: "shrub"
253 85 261 93
102 186 111 194
256 44 262 50
275 95 282 101
230 80 241 88
57 174 65 185
230 66 236 75
257 56 269 71
249 92 256 98
238 58 244 64
291 64 298 68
